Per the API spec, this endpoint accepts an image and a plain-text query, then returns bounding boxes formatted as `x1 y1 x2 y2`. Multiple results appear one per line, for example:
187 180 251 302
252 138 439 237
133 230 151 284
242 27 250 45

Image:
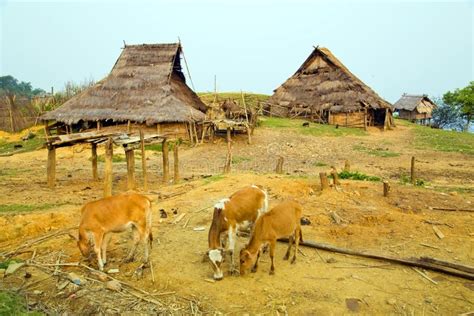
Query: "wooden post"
319 172 329 191
47 145 56 188
104 138 113 197
246 124 252 145
275 156 284 174
330 166 340 186
364 109 368 131
224 127 232 173
91 143 98 181
411 156 415 184
125 147 135 190
97 121 101 131
344 160 350 172
383 181 390 197
162 138 169 184
173 143 179 183
140 130 148 191
127 120 131 133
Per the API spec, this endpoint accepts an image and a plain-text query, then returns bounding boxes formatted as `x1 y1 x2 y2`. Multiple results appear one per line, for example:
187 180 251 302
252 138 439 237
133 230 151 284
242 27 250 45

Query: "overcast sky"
1 0 472 102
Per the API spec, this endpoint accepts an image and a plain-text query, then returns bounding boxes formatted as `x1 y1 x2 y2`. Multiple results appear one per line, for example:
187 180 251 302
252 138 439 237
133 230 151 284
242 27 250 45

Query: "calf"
77 193 153 271
208 185 268 280
240 200 302 276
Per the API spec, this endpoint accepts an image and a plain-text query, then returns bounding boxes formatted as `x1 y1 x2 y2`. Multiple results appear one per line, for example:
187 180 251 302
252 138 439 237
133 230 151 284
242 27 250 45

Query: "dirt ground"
0 124 473 314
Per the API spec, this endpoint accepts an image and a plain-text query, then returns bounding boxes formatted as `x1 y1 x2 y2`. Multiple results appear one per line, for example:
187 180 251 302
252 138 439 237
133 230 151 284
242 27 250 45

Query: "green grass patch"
232 156 251 164
0 290 42 315
0 130 45 155
413 125 474 155
399 174 426 187
203 174 225 184
260 117 367 137
145 142 178 152
0 203 63 213
353 144 400 157
337 170 381 182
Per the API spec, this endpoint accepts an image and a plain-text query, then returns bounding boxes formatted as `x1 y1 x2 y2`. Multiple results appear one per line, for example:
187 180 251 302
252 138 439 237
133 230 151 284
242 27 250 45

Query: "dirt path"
0 125 473 314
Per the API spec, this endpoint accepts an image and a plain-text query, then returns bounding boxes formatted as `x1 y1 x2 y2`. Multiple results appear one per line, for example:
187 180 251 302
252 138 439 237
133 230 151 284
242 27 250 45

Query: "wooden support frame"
104 138 113 197
91 143 98 181
162 138 169 184
47 145 56 188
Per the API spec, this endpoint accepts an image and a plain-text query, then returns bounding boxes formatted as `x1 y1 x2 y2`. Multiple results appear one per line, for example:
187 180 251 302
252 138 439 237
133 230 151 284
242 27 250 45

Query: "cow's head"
239 248 258 276
207 248 225 280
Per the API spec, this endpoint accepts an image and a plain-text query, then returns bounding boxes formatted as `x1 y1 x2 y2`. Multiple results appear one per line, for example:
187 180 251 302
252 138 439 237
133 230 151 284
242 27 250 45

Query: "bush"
337 170 380 182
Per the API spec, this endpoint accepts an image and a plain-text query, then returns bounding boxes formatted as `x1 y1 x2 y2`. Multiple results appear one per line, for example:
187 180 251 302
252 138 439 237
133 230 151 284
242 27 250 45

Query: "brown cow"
208 185 268 280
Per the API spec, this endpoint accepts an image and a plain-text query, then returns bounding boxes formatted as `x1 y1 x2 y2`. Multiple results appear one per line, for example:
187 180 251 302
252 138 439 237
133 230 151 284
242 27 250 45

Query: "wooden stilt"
104 138 113 197
275 156 284 174
140 130 148 191
97 121 101 131
319 172 329 191
47 145 56 188
162 139 169 184
173 143 179 183
224 127 232 173
127 120 131 133
125 148 135 190
91 143 98 181
411 156 416 184
383 181 390 197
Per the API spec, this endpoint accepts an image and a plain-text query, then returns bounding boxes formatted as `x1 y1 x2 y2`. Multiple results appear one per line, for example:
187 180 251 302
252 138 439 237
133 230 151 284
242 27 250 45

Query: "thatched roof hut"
42 43 207 137
393 94 436 124
0 95 37 132
267 47 393 129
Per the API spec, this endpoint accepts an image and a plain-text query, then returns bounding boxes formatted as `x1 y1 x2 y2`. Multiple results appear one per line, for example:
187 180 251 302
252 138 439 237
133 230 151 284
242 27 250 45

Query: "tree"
431 97 464 131
443 82 474 131
0 75 45 98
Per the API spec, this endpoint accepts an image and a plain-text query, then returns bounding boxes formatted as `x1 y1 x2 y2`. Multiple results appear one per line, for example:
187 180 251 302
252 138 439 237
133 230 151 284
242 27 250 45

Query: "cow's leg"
101 233 112 266
291 228 301 264
269 239 276 275
124 227 140 263
227 226 237 274
283 235 294 260
251 249 261 273
93 232 104 271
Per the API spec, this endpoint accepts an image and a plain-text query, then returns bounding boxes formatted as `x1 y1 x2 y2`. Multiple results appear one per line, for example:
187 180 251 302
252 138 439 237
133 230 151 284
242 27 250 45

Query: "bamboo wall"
328 112 365 128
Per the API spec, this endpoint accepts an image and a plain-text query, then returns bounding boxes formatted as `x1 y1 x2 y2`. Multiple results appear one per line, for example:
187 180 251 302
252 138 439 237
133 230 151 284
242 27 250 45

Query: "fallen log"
430 207 474 213
278 238 474 280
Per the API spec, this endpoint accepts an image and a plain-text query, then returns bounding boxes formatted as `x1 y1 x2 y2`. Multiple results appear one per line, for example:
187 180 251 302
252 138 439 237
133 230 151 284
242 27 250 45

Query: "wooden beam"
173 142 179 183
140 129 148 191
125 147 135 190
104 138 113 197
47 145 56 188
162 138 169 184
91 143 98 181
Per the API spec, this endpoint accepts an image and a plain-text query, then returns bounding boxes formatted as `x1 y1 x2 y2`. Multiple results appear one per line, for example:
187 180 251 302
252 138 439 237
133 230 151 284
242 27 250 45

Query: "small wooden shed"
393 94 437 125
41 43 207 139
266 46 394 129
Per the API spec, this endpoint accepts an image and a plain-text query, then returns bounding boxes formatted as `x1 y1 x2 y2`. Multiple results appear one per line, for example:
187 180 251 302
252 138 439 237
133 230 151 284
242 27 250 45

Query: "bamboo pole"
319 172 329 191
91 143 98 181
47 145 56 188
140 130 148 191
104 138 113 197
173 143 179 183
125 148 135 190
411 156 416 184
162 139 169 184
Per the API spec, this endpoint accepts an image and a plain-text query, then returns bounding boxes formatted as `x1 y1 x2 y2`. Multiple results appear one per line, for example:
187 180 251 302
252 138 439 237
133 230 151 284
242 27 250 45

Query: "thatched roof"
42 43 207 125
0 95 37 132
393 94 436 113
268 47 392 114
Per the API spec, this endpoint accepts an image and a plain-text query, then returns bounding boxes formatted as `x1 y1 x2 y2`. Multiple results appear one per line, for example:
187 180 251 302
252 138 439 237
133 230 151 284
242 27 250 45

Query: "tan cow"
208 185 268 280
77 193 153 271
240 200 302 276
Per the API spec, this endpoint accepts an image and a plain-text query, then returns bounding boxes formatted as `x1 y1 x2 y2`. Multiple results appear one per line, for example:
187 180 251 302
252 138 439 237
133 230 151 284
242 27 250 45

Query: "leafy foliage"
431 97 464 130
337 170 380 182
0 75 45 97
443 81 474 130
